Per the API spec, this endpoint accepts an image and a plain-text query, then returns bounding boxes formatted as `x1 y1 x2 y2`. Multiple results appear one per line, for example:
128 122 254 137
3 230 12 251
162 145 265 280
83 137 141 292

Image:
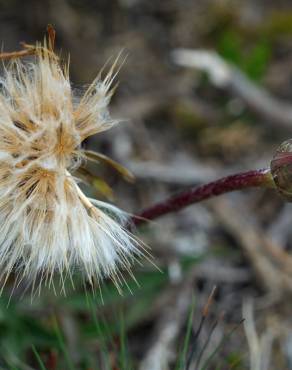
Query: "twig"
132 168 274 226
0 26 58 62
210 198 292 295
138 274 194 370
194 260 251 284
127 160 218 185
0 46 36 60
172 49 292 131
243 299 274 370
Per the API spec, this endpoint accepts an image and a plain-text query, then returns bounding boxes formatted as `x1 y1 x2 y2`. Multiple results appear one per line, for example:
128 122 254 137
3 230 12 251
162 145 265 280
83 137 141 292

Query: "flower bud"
271 139 292 201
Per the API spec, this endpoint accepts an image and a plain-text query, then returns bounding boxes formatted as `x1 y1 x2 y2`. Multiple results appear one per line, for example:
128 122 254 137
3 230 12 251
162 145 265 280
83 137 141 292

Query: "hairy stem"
132 168 274 226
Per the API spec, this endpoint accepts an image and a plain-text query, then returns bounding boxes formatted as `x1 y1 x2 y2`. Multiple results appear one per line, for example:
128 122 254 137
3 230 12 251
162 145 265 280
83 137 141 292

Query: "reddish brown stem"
132 168 274 227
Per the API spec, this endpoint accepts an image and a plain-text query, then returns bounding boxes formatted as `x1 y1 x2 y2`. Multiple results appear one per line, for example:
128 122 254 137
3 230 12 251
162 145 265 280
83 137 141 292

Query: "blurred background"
2 0 292 369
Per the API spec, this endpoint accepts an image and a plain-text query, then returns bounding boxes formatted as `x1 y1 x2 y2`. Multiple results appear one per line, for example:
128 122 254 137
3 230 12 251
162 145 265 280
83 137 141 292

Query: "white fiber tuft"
0 43 142 294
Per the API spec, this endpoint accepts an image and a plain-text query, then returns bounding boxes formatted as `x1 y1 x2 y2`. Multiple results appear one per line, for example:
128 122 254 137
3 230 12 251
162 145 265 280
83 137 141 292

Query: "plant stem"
132 168 274 226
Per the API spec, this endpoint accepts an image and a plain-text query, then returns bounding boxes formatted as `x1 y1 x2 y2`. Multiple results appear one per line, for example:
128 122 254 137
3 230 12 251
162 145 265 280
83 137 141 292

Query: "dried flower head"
0 40 142 294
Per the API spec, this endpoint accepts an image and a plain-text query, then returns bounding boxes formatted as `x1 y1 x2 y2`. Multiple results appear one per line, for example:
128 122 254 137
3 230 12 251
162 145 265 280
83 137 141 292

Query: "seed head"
0 43 141 294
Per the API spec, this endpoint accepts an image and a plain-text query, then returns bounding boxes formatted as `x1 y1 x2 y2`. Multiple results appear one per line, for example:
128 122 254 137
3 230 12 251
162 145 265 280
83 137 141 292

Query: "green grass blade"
175 296 195 370
88 295 111 370
31 345 47 370
53 316 75 370
118 311 130 370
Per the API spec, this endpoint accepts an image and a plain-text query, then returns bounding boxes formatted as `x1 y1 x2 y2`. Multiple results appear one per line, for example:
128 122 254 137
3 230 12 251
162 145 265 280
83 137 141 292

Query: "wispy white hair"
0 44 142 294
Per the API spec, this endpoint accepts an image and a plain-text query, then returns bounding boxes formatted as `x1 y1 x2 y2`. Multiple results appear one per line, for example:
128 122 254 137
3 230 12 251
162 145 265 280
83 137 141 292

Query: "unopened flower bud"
271 139 292 201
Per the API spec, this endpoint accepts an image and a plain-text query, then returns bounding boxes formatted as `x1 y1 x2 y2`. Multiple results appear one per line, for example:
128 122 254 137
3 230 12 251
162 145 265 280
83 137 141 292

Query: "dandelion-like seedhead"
0 42 142 294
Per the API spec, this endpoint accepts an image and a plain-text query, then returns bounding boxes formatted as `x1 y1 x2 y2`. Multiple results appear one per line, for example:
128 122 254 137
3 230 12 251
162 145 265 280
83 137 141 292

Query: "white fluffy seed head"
0 43 142 294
